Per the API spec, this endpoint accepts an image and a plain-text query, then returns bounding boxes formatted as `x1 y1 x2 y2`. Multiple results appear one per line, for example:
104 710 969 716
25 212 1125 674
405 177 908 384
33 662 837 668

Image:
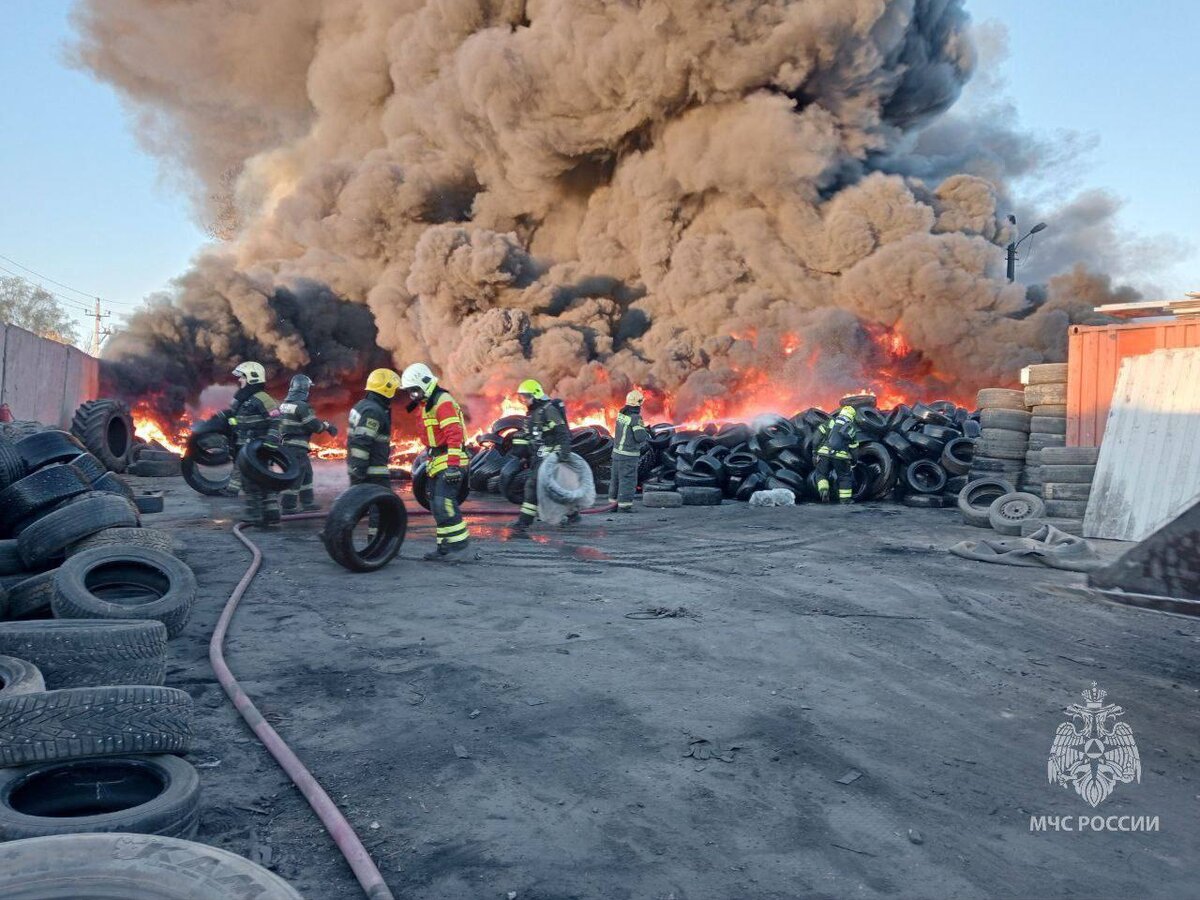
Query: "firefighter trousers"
280 447 316 511
608 452 640 510
430 471 469 549
814 452 854 502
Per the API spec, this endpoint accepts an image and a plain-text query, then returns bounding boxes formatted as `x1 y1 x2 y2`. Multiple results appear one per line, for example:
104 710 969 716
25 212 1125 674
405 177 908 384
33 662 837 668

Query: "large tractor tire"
70 400 135 474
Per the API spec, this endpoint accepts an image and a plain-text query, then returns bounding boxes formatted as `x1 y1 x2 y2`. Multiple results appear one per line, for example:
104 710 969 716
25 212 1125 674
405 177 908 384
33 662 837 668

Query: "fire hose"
211 498 615 899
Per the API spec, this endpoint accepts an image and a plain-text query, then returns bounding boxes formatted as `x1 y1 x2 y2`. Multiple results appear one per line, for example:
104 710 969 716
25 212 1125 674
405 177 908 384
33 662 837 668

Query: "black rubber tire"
179 456 231 496
0 439 27 493
0 754 198 841
1040 447 1100 466
1043 482 1092 501
15 432 85 472
498 456 528 506
490 414 527 435
1029 416 1066 435
979 409 1031 432
943 474 969 496
92 471 136 502
988 492 1047 535
68 527 177 558
51 547 197 639
0 620 167 689
882 431 919 463
903 494 948 508
674 472 720 489
0 656 45 698
1045 499 1089 518
769 468 806 499
0 832 303 899
0 465 90 533
691 454 728 484
321 484 407 573
135 450 178 464
976 435 1027 460
975 388 1025 411
851 441 897 501
714 423 751 448
1040 464 1096 484
235 440 301 491
0 540 25 577
1022 363 1068 385
940 437 975 475
410 458 470 511
467 448 505 491
129 458 181 478
0 685 192 766
724 452 759 477
905 432 946 459
7 571 56 619
855 408 888 437
1024 382 1067 406
734 473 769 501
135 492 165 514
65 453 106 485
920 424 959 443
958 477 1016 528
678 486 722 506
18 493 141 568
70 400 135 474
903 460 948 494
642 491 683 509
1027 434 1066 451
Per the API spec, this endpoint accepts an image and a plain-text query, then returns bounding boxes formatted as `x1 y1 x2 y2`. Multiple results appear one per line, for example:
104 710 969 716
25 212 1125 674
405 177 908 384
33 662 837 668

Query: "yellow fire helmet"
838 405 857 420
517 379 546 400
232 361 266 385
626 389 645 406
365 368 402 398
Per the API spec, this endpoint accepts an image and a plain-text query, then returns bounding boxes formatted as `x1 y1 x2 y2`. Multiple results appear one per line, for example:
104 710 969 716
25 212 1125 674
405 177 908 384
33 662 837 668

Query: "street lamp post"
1006 215 1048 282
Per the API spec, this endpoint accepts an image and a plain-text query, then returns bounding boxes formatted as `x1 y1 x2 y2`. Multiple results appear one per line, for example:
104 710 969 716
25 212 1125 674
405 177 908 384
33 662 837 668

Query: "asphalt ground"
131 461 1199 900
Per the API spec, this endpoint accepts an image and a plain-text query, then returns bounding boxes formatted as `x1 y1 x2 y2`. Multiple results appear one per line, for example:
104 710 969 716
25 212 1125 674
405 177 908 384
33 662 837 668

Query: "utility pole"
90 298 110 357
1005 216 1049 282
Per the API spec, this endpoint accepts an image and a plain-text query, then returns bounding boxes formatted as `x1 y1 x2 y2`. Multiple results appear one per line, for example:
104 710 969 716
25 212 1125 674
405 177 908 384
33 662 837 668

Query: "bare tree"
0 276 80 345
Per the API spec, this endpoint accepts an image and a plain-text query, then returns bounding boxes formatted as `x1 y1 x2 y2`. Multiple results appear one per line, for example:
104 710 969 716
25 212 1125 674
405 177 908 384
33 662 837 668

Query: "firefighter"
609 389 650 512
208 361 280 524
272 374 338 513
347 368 400 487
400 363 471 561
509 379 571 536
813 405 861 503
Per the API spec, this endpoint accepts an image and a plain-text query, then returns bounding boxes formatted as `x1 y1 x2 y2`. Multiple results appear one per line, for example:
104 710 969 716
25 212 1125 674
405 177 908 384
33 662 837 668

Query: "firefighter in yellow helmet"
509 379 571 535
347 369 400 486
813 405 861 503
609 389 650 512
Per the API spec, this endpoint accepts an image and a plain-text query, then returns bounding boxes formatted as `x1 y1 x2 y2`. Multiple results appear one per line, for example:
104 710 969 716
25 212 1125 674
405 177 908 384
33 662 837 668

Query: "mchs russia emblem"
1048 683 1141 808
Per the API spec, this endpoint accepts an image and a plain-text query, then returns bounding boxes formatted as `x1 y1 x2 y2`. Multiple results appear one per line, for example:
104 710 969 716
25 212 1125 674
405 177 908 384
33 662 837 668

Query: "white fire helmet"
232 362 266 385
400 362 438 398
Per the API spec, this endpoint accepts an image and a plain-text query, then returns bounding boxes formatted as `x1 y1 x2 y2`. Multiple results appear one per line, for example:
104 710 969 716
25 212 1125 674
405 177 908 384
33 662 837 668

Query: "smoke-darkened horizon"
77 0 1139 421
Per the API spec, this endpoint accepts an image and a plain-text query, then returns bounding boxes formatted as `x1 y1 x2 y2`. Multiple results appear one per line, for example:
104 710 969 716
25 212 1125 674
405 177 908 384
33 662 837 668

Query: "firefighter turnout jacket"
273 396 334 449
347 392 392 480
613 405 650 457
420 387 468 476
512 397 570 457
816 410 860 459
222 384 278 447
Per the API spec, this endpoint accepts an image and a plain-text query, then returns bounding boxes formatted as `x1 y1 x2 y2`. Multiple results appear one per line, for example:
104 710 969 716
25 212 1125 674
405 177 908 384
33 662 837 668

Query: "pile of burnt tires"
633 401 981 508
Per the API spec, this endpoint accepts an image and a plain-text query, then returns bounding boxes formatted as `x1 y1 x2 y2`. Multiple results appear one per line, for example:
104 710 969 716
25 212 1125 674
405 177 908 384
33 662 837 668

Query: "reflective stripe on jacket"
348 394 392 477
421 388 468 476
613 406 649 457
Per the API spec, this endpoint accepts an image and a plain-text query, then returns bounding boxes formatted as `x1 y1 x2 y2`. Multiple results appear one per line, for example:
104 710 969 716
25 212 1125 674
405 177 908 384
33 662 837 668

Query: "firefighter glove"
324 422 339 437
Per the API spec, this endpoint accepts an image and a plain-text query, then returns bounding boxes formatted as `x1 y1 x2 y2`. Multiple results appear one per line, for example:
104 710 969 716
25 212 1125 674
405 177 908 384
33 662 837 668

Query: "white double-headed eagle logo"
1048 683 1141 807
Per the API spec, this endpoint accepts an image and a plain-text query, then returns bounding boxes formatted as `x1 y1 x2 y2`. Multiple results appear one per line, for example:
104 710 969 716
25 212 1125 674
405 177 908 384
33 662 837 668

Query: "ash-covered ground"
133 462 1198 900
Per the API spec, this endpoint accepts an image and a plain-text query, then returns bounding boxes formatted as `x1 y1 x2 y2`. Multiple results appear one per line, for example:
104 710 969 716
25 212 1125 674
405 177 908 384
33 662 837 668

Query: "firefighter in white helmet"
401 363 471 561
205 361 280 524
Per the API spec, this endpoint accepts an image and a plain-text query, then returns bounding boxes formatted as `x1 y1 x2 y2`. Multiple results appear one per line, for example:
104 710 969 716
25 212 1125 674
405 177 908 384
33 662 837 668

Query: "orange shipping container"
1067 318 1200 446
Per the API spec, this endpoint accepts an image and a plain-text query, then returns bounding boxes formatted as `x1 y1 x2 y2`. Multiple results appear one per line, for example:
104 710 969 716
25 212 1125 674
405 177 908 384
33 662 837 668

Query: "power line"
0 263 94 312
0 253 139 308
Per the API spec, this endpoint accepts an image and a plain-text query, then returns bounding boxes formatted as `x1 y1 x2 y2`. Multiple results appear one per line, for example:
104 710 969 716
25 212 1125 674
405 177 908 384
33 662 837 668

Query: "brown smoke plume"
75 0 1136 420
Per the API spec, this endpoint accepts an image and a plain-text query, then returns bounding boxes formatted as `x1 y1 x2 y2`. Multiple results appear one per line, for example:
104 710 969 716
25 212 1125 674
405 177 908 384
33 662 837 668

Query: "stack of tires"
967 389 1029 490
1028 446 1101 536
1019 364 1068 496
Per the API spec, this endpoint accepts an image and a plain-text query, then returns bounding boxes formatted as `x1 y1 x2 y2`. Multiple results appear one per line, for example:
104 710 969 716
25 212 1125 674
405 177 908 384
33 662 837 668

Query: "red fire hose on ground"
210 497 615 899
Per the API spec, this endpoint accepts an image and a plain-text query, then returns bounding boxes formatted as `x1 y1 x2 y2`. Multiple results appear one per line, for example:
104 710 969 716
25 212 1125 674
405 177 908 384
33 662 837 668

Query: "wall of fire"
0 324 99 428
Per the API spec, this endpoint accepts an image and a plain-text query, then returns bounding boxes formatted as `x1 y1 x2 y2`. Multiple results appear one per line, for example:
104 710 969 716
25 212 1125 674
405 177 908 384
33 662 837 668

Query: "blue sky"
0 0 1196 348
